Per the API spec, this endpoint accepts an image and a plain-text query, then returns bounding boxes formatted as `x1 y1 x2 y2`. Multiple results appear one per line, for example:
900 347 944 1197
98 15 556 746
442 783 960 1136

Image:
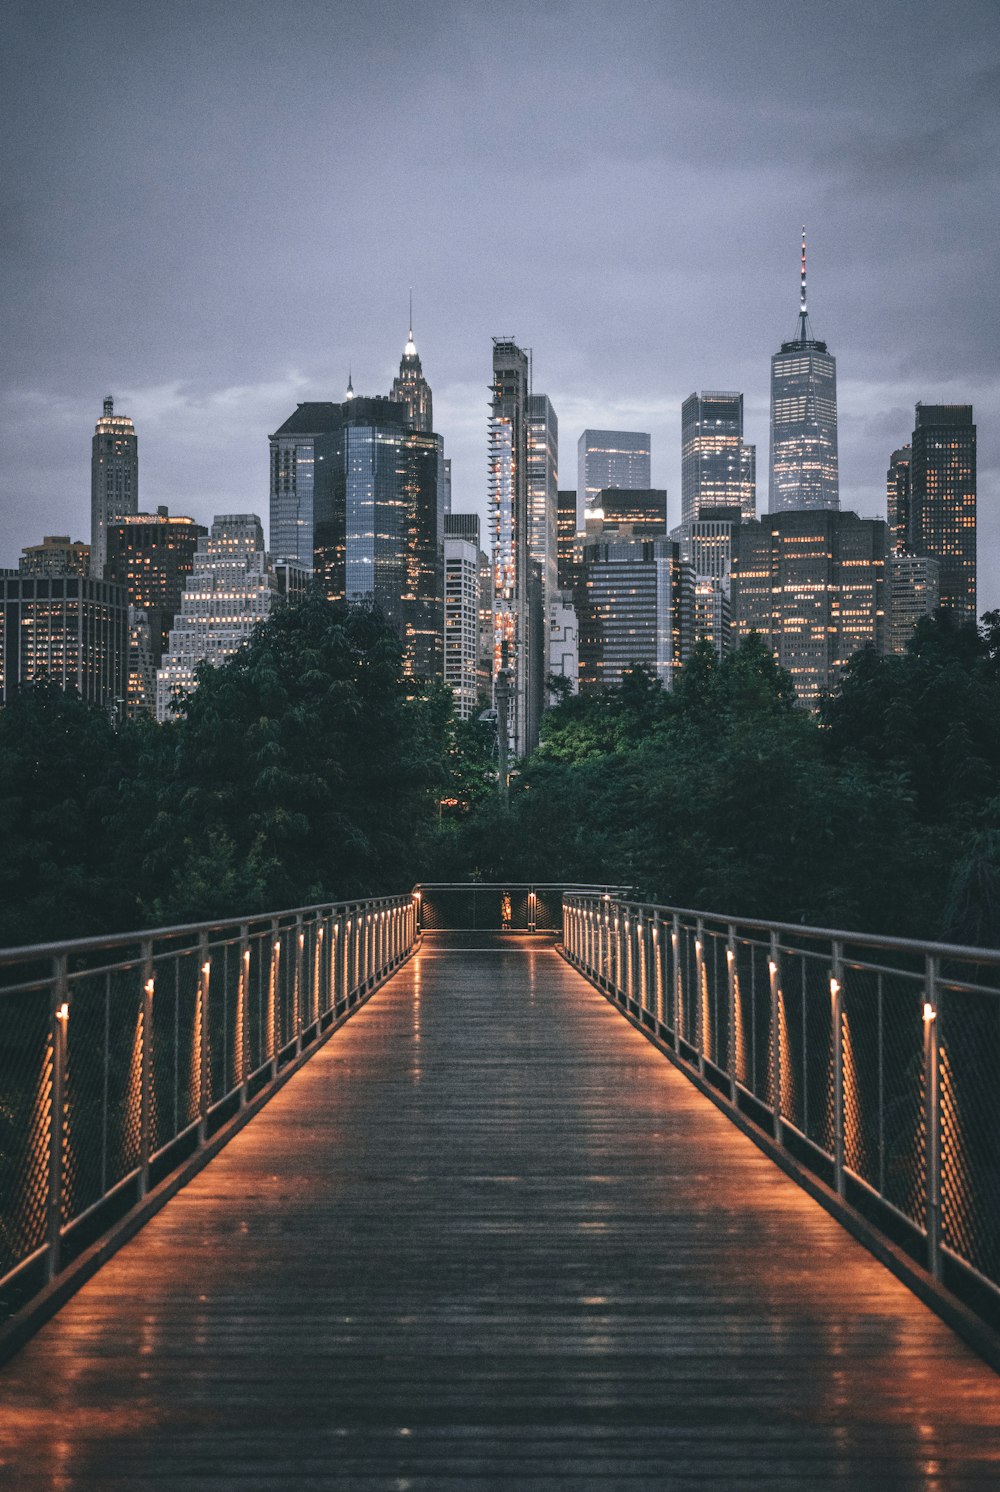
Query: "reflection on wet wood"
1 932 998 1488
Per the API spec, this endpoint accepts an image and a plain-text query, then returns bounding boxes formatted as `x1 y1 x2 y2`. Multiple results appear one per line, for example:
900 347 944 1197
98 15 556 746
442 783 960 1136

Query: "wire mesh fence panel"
733 936 772 1104
205 941 236 1106
939 986 1000 1286
173 949 203 1130
800 951 836 1154
703 929 730 1072
867 969 925 1227
534 888 562 930
276 926 295 1050
677 922 698 1046
0 989 53 1277
62 966 142 1223
840 964 888 1190
245 930 270 1074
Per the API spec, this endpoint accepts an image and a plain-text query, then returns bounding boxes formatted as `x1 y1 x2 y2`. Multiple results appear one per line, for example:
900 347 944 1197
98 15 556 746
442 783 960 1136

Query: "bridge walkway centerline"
1 933 998 1488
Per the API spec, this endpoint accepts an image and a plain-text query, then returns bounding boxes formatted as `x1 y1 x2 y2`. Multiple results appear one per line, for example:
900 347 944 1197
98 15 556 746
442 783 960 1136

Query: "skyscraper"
91 395 138 578
577 430 651 528
556 489 579 589
490 339 543 756
768 232 838 514
270 369 444 681
886 446 912 553
731 510 887 705
887 552 940 654
391 314 433 433
106 508 207 667
19 536 90 576
526 393 559 609
577 536 692 692
444 533 481 721
591 488 668 533
681 392 756 523
156 515 274 721
908 404 977 621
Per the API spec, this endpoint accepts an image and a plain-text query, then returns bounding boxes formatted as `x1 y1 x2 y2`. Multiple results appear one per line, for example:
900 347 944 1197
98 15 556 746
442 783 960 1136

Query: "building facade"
886 446 912 554
887 552 940 655
768 234 839 514
577 537 692 692
20 536 91 577
556 489 579 590
105 509 207 668
91 395 138 579
731 509 887 705
444 535 481 721
155 515 274 722
0 573 129 710
576 430 651 529
592 488 668 532
681 392 755 524
908 404 976 621
490 339 543 756
526 393 559 610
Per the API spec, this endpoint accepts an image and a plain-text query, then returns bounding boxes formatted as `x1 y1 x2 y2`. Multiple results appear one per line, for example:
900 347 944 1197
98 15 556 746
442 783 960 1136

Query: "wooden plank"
1 933 998 1488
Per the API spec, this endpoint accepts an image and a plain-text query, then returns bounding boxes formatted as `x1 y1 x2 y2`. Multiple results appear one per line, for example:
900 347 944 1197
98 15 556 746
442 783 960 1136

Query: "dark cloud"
1 0 998 602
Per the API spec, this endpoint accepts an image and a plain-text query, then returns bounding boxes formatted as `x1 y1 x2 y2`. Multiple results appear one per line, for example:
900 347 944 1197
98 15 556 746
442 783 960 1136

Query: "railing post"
270 919 281 1069
726 925 737 1105
769 930 782 1145
672 914 681 1038
924 956 942 1281
46 956 69 1284
294 914 304 1055
831 941 845 1197
528 886 537 933
198 931 210 1144
139 940 154 1198
694 918 706 1075
238 924 250 1106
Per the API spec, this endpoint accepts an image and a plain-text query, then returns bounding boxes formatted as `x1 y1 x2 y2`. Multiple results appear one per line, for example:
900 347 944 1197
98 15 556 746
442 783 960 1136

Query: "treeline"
0 595 450 945
431 612 1000 947
3 596 1000 948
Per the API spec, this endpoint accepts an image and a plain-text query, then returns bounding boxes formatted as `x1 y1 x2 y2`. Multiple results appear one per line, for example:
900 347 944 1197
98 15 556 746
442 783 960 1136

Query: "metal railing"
0 893 418 1324
564 893 1000 1325
414 883 625 933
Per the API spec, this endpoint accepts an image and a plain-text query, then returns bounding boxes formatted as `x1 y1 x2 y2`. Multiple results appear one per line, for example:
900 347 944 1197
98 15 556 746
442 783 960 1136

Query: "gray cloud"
1 0 998 604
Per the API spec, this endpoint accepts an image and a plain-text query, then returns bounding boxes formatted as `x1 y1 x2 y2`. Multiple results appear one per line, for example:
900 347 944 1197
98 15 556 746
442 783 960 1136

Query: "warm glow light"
244 948 251 962
768 960 777 975
695 940 702 952
56 1001 69 1023
830 977 840 996
202 961 211 977
726 948 734 962
144 979 155 997
923 1001 937 1022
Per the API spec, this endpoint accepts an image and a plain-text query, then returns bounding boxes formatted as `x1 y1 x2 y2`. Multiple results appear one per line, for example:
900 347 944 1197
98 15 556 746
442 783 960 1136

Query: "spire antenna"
800 226 807 313
408 287 413 340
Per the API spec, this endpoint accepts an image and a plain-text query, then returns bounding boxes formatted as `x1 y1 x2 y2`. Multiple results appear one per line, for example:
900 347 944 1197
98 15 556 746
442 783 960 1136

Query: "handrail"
563 891 1000 1332
0 892 419 1334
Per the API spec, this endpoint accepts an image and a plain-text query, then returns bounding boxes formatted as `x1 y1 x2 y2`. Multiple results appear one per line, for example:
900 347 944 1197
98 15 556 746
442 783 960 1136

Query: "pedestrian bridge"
1 886 999 1486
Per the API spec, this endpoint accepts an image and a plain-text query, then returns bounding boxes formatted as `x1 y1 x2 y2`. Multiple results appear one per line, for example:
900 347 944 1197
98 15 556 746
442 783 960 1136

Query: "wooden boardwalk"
2 934 999 1489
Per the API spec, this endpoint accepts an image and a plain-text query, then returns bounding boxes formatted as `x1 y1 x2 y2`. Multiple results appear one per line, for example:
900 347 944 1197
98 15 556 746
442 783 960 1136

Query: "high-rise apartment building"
19 536 90 577
490 339 543 756
526 393 559 609
106 509 207 668
887 552 940 655
0 572 128 709
444 535 480 721
156 515 274 722
445 512 492 704
677 515 739 582
886 446 912 553
769 233 839 514
731 510 887 705
91 395 138 578
692 577 731 659
681 392 755 523
908 404 976 621
577 537 692 692
577 430 651 528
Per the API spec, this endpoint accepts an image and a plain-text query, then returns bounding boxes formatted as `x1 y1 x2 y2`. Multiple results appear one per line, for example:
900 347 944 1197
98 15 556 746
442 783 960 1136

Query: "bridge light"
202 961 211 978
695 940 702 953
144 979 155 998
768 959 777 976
56 1001 69 1023
830 977 840 997
244 948 251 963
923 1001 936 1023
726 948 734 963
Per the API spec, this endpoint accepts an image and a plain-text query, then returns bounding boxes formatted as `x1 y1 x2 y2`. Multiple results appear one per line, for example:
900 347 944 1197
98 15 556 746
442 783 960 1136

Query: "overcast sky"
2 1 998 602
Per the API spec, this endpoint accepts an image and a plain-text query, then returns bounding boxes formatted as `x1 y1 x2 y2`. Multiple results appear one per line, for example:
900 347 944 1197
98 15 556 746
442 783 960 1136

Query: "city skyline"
1 2 997 605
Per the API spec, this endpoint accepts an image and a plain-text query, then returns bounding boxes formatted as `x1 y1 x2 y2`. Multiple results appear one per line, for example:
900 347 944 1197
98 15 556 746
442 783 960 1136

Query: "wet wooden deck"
1 934 999 1489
